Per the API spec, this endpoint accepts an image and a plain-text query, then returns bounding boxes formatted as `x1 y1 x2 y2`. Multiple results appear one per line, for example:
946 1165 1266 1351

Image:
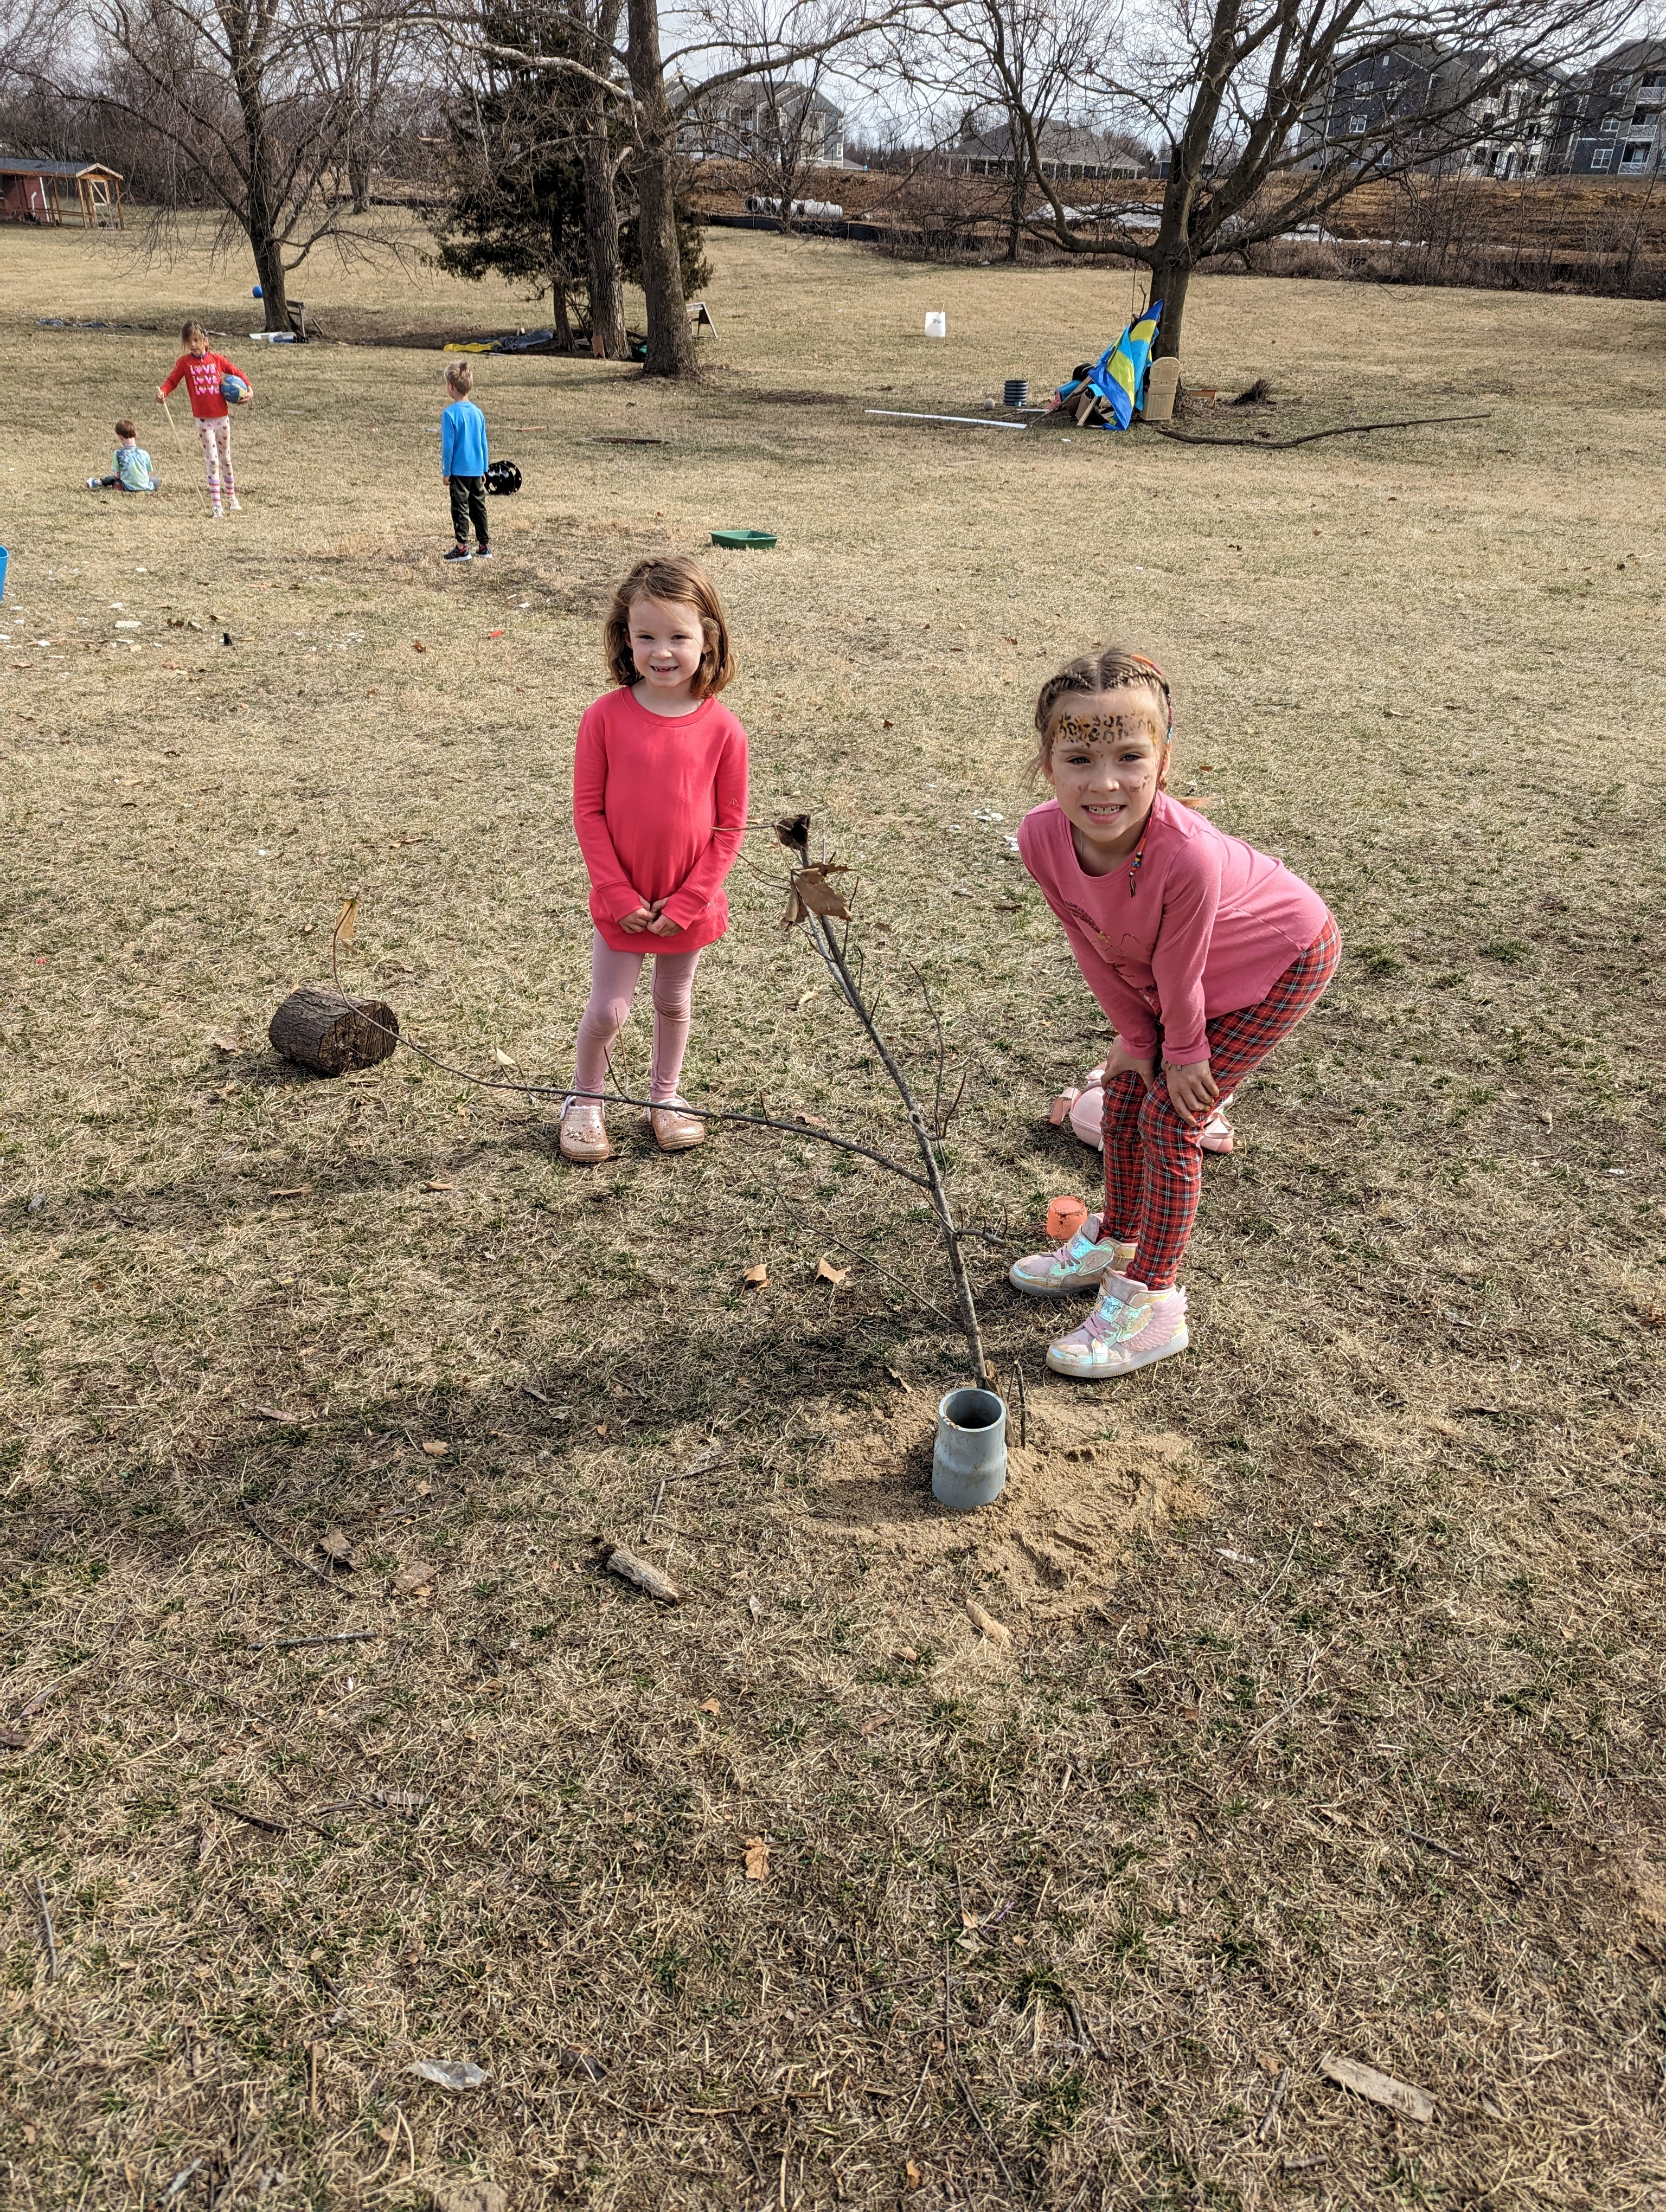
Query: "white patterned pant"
197 415 234 505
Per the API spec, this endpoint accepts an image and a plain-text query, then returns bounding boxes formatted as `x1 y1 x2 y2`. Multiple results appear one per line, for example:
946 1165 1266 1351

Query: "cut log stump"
268 986 398 1076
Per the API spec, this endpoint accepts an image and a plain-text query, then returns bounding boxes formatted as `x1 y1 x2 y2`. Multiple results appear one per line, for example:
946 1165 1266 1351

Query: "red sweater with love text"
160 352 248 421
572 687 749 954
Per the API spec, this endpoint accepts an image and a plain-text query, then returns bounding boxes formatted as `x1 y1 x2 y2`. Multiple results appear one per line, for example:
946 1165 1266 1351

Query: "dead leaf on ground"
860 1713 890 1736
0 1727 28 1751
390 1562 440 1598
316 1526 357 1572
697 1697 721 1716
894 1643 919 1663
816 1255 850 1285
422 1179 454 1193
411 640 428 654
601 1546 681 1604
253 1404 310 1424
556 2047 605 2082
741 1262 768 1289
905 2159 923 2190
269 1185 312 1200
744 1835 771 1880
420 1439 450 1457
1320 2053 1434 2125
492 1049 517 1068
796 1111 829 1128
747 1594 762 1621
208 1033 239 1053
966 1599 1013 1650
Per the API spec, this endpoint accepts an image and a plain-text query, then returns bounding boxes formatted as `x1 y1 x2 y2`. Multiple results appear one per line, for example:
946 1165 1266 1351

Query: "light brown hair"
603 555 736 698
181 319 206 345
445 359 474 395
1031 644 1172 778
115 418 137 440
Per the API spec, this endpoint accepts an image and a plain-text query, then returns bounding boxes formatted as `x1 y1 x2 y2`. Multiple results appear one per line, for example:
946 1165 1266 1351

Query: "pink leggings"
573 930 702 1102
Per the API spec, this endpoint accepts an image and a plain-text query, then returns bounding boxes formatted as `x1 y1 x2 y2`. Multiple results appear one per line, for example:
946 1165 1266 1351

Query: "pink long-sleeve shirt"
1017 792 1332 1066
572 687 749 955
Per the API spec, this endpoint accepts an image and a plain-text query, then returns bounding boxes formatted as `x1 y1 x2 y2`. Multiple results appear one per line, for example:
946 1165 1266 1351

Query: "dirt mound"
811 1391 1209 1625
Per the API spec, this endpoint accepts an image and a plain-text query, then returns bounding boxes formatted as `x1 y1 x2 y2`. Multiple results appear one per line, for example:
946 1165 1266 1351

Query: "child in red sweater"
560 555 749 1163
1010 646 1340 1379
157 320 251 518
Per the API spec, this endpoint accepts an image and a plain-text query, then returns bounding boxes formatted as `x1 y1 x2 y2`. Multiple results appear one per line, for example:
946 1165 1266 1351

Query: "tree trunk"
348 138 373 216
1148 254 1190 361
625 0 697 378
225 4 291 333
1004 134 1024 262
580 99 628 356
268 987 399 1075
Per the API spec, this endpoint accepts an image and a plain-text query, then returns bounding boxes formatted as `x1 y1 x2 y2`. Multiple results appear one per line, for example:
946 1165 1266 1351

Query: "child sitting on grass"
86 420 157 493
559 555 748 1163
440 362 490 563
1009 645 1340 1379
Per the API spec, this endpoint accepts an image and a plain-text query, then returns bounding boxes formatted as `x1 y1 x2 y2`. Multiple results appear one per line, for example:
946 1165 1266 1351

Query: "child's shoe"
86 477 102 490
558 1095 610 1162
1046 1277 1189 1379
1009 1214 1135 1297
444 543 471 563
474 546 493 561
648 1098 705 1152
227 495 242 512
209 506 223 519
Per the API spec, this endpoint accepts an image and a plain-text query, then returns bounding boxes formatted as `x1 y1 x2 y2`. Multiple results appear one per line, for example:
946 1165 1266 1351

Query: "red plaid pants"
1102 917 1341 1290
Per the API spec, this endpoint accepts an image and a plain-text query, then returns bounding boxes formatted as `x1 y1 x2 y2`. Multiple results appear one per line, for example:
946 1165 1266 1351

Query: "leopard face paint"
1051 710 1168 748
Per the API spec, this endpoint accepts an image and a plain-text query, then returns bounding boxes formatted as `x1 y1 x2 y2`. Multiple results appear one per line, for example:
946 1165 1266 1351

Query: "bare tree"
931 0 1638 360
683 38 843 233
920 0 1116 260
24 0 415 330
448 0 904 375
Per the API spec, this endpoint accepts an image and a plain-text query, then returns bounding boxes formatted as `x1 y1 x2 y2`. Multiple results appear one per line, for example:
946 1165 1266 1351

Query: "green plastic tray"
710 527 778 550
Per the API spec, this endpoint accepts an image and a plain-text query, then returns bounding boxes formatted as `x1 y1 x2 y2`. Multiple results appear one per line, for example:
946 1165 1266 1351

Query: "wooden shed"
0 159 124 229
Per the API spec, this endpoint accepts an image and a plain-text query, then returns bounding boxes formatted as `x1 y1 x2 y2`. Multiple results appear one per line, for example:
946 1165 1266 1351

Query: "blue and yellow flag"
1090 300 1163 430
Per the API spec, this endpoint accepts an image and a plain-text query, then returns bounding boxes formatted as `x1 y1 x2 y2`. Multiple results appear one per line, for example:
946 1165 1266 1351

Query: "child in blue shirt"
87 419 158 493
440 362 490 563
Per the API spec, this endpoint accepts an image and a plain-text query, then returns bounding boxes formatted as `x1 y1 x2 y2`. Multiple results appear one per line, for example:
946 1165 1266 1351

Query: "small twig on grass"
1250 1530 1301 1613
1257 2066 1291 2143
242 1508 353 1599
1060 1988 1099 2059
241 1631 380 1653
1149 409 1492 450
1406 1828 1472 1865
31 1872 59 1983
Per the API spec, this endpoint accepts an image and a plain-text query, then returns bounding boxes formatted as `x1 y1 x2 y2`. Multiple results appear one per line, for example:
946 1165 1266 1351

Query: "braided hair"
1033 644 1171 762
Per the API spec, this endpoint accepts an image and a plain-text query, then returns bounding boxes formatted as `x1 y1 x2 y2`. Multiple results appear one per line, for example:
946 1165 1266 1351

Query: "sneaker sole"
1046 1324 1189 1380
1007 1263 1107 1297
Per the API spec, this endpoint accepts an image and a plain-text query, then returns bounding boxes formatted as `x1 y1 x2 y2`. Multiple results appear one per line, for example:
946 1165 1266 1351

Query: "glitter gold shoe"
558 1095 610 1163
647 1098 705 1152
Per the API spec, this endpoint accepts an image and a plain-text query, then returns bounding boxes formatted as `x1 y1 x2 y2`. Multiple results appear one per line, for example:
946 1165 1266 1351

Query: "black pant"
448 475 488 549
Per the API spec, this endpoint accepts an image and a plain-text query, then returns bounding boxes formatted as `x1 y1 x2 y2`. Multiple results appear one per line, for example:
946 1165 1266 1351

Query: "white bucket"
932 1386 1007 1510
924 311 947 339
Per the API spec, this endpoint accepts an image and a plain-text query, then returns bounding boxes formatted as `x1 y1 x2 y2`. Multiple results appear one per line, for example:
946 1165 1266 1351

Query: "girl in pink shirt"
560 555 749 1163
1010 646 1339 1379
157 319 251 519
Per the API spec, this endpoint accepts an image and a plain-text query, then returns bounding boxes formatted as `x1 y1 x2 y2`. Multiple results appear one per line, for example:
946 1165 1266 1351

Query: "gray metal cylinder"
932 1386 1008 1510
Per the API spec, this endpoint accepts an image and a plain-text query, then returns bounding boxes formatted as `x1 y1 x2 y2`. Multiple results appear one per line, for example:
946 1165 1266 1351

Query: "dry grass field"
2 217 1664 2211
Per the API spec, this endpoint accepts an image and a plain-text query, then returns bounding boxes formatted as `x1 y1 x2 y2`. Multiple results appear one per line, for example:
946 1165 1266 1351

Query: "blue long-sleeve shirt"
440 397 488 477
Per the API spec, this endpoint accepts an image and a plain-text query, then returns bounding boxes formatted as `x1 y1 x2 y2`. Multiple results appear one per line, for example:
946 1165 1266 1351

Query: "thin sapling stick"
775 817 991 1387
